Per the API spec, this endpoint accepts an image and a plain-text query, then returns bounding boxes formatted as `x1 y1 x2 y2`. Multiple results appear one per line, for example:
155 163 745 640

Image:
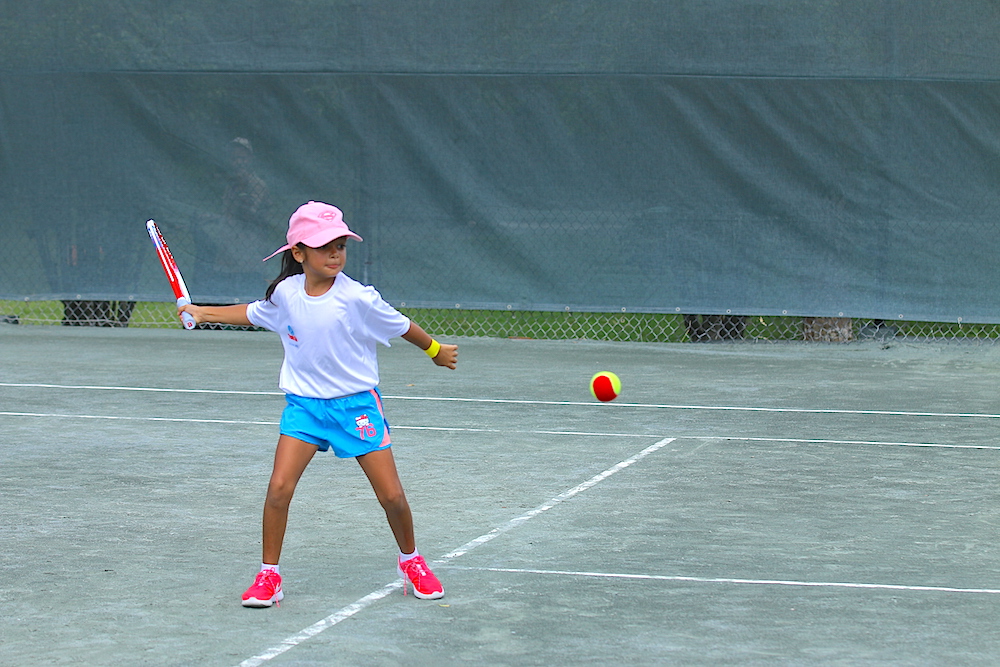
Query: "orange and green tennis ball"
590 371 621 402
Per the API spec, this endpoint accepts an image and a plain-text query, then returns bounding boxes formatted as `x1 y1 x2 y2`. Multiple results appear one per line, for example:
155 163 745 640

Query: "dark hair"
265 245 304 302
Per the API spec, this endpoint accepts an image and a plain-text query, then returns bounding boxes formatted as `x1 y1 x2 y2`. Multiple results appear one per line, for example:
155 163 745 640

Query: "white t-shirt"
246 273 411 399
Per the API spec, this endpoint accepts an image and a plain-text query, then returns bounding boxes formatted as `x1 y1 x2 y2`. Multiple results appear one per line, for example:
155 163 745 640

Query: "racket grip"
176 297 196 330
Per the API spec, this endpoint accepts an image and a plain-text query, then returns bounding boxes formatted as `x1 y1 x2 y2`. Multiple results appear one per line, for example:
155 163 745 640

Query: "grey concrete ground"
3 324 1000 665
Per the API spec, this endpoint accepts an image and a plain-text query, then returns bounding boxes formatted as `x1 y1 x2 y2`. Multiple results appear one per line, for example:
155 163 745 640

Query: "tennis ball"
590 371 621 402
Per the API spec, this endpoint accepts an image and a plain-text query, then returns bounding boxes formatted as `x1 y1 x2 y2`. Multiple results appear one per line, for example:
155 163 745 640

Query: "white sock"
399 549 419 563
261 563 280 574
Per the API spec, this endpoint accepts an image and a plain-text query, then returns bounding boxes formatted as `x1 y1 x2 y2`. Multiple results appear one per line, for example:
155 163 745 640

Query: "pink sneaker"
398 555 444 599
242 569 284 608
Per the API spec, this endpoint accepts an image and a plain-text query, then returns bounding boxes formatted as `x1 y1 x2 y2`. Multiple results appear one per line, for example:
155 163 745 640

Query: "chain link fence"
3 300 995 343
3 4 1000 348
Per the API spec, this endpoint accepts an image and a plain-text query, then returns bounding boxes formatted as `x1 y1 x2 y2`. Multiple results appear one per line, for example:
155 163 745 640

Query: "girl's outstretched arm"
178 303 251 327
402 322 458 369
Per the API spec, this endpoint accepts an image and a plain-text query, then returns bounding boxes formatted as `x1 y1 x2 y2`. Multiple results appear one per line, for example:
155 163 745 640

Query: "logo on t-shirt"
286 325 299 347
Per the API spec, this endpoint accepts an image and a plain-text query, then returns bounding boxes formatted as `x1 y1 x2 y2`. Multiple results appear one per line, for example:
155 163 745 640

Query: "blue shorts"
279 389 392 458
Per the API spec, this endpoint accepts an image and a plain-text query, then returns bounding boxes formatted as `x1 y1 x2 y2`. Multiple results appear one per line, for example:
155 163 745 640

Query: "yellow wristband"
424 339 441 359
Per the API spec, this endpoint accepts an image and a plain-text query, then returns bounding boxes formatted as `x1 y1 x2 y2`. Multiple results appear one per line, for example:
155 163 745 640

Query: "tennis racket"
146 219 196 330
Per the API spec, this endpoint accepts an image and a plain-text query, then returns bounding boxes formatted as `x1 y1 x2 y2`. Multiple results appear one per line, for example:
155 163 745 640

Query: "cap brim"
262 231 363 262
262 244 291 261
299 229 363 248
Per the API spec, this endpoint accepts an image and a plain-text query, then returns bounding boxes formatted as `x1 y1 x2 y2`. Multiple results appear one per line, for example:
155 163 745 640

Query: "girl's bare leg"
356 448 415 554
262 435 318 564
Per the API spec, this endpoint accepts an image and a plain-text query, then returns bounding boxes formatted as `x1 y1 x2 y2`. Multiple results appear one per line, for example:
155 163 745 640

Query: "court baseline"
3 382 1000 420
443 566 1000 596
1 410 994 450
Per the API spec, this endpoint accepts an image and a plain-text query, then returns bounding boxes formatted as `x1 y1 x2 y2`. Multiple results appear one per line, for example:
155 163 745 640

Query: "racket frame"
146 219 196 330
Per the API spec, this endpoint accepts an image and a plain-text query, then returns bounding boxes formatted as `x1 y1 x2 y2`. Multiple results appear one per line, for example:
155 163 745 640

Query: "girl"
180 201 458 607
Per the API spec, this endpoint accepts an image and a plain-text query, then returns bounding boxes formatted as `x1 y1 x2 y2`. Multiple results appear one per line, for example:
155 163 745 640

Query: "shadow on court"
3 324 1000 665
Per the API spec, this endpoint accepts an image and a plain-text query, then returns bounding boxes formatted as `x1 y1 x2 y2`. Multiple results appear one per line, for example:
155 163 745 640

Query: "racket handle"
176 297 196 330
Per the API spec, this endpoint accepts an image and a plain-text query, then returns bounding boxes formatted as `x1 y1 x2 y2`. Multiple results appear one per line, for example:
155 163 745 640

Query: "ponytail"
265 246 304 302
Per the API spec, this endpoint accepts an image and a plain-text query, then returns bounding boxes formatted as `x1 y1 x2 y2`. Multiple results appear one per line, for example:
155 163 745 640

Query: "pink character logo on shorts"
355 414 377 439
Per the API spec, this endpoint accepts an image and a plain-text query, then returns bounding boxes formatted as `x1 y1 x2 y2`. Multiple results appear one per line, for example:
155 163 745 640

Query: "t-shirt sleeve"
363 288 411 346
246 298 281 332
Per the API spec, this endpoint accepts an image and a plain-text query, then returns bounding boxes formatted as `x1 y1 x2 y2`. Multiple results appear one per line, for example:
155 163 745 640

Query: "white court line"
0 411 278 426
235 437 675 667
235 581 403 667
704 435 1000 451
392 396 1000 420
0 411 639 438
3 381 1000 420
3 411 999 450
445 566 1000 596
0 381 281 396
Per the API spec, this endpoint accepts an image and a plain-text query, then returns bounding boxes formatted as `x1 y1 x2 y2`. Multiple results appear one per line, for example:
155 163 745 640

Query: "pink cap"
263 201 363 261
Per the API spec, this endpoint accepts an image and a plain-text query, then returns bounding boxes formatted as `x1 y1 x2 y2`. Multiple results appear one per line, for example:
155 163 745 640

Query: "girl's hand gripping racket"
146 220 196 330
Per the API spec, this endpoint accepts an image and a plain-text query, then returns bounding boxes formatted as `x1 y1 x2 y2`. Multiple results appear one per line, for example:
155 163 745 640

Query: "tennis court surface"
3 324 1000 665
